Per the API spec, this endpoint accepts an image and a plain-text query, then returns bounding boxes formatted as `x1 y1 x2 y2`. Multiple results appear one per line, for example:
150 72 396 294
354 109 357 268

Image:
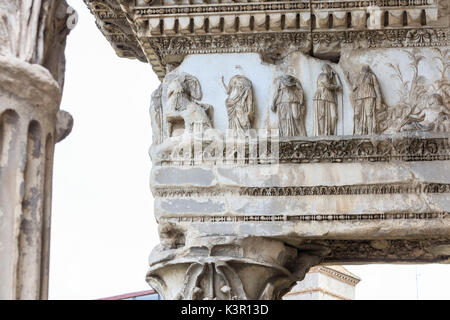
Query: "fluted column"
0 0 75 300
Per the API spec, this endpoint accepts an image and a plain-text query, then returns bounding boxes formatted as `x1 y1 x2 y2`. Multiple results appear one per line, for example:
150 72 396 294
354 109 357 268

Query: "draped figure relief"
271 75 307 137
350 66 383 135
84 0 450 303
223 75 255 137
313 64 341 136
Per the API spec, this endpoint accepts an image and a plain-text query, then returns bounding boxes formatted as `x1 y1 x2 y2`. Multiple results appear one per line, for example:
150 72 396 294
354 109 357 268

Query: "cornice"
84 0 449 80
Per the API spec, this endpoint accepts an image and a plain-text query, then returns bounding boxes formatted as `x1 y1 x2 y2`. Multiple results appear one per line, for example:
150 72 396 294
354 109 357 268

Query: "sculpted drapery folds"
271 75 307 137
313 64 341 136
351 66 383 135
81 0 450 302
223 75 255 137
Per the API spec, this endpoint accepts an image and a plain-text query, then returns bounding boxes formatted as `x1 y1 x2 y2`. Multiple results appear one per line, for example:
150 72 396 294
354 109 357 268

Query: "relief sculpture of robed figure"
351 66 383 135
222 75 255 137
313 64 341 136
271 75 307 137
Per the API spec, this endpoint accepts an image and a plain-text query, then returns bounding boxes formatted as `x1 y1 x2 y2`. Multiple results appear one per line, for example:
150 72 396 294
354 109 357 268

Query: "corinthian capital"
146 237 329 300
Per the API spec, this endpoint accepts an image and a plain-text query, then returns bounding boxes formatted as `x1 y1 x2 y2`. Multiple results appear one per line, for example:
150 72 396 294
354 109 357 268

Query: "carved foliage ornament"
146 238 327 300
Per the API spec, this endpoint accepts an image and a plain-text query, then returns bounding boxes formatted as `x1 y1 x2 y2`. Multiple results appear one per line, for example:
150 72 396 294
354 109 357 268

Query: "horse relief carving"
165 73 214 137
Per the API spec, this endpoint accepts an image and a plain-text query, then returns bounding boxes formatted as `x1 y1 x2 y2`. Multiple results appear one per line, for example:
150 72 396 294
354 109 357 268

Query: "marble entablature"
83 0 450 300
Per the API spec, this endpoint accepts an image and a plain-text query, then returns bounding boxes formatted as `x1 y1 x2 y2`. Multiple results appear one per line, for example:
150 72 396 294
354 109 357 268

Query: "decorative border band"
135 0 435 17
240 183 450 196
279 136 450 163
135 2 310 17
163 212 448 223
155 136 450 166
153 183 450 197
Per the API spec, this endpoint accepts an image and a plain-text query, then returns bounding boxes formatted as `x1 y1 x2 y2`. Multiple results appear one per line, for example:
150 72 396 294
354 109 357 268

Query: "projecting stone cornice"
84 0 449 80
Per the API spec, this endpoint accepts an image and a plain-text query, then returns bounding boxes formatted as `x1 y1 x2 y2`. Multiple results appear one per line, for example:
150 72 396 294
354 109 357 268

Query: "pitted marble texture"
83 0 450 301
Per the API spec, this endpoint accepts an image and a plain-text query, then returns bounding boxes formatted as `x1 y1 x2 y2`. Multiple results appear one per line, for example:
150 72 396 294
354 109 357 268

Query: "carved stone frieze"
153 134 449 165
83 0 450 302
278 135 450 163
84 0 449 79
153 182 450 197
161 212 449 223
148 31 311 58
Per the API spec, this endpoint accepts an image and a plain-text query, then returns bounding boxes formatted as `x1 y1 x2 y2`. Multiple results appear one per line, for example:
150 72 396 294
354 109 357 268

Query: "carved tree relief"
379 49 450 134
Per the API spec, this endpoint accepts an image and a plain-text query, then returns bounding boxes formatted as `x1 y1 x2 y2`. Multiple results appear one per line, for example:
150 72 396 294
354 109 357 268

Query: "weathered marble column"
85 0 450 300
0 1 75 299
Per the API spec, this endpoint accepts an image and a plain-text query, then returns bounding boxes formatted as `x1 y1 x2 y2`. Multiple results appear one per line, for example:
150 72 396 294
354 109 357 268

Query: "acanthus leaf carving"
146 238 328 300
